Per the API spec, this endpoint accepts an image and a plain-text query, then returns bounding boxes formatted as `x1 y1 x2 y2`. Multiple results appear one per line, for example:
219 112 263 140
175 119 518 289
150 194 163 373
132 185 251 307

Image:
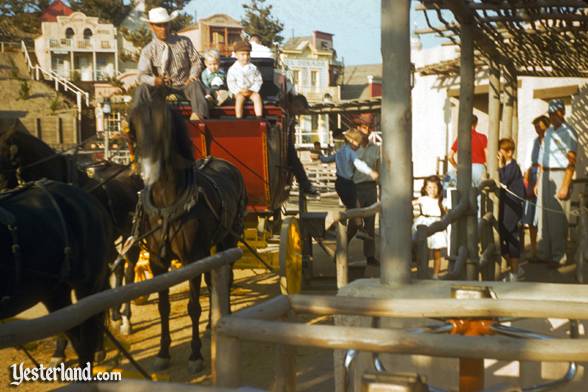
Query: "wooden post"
72 116 78 145
513 99 519 154
211 265 230 383
335 216 348 289
380 0 412 285
272 311 296 392
415 225 430 279
487 61 502 280
215 327 241 388
35 118 42 139
487 61 501 184
92 52 97 81
456 21 476 280
501 66 516 139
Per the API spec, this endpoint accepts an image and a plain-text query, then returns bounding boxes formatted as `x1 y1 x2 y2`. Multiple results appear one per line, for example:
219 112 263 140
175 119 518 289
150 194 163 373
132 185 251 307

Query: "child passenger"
227 40 263 118
201 49 229 106
412 175 447 278
498 138 525 281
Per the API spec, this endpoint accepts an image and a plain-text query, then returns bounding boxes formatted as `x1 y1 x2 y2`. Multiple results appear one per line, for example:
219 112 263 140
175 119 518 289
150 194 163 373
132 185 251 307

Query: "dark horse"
128 88 247 373
0 180 113 365
0 129 143 362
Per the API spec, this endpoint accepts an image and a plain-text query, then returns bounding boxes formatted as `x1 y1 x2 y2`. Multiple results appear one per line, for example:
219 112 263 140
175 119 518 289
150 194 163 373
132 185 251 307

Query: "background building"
34 11 118 82
179 14 243 56
280 31 343 147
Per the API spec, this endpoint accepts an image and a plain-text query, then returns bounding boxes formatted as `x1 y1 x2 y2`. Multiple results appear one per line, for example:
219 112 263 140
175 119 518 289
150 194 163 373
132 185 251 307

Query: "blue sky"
185 0 443 65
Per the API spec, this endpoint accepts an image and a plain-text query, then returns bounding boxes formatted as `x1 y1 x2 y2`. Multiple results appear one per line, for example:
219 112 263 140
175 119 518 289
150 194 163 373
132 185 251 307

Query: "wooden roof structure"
416 0 588 77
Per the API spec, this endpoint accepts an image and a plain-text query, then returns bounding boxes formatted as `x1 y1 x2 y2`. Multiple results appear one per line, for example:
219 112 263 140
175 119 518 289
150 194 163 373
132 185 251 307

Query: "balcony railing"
48 38 115 51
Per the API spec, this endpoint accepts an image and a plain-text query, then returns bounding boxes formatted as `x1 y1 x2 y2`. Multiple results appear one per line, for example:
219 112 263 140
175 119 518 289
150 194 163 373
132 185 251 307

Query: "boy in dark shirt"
498 138 525 281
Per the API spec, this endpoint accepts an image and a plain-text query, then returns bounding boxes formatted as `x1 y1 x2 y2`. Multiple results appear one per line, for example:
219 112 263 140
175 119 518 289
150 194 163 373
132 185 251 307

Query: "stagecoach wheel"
133 251 153 305
279 217 303 294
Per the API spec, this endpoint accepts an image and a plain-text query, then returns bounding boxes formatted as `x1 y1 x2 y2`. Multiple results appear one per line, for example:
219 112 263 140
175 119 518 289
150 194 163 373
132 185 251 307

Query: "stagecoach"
165 56 317 294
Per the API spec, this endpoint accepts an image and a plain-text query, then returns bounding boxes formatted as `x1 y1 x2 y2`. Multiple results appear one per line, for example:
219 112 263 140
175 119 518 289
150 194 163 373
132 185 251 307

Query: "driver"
131 7 208 121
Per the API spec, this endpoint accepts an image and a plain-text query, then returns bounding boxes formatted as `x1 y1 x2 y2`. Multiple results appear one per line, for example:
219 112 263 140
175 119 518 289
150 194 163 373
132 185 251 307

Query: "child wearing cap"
201 49 229 106
319 128 379 210
227 40 263 118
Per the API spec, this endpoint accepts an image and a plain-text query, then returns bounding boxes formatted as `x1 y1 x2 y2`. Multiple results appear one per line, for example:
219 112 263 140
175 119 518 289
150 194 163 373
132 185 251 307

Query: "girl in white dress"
412 175 447 278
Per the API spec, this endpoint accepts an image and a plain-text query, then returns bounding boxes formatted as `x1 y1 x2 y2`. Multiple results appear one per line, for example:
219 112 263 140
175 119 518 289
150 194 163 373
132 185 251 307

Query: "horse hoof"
120 317 132 336
188 359 205 374
153 357 170 371
49 357 65 367
95 350 106 363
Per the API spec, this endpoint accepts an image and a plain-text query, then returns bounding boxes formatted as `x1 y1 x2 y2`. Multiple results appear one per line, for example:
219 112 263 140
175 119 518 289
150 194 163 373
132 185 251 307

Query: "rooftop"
41 0 73 23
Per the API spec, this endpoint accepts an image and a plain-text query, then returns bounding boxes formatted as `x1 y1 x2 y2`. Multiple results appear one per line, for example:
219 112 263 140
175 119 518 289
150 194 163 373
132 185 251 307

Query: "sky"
185 0 444 66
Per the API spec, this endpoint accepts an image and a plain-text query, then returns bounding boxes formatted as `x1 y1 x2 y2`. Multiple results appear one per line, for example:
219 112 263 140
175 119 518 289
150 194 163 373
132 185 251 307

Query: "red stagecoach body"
172 57 293 215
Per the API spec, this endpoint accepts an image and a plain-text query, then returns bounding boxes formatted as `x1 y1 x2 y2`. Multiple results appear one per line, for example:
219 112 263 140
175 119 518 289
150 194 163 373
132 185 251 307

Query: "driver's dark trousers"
131 81 209 118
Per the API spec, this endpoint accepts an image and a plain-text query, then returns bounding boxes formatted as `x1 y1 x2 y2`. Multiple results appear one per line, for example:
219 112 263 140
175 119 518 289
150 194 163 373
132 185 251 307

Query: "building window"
311 114 319 130
228 30 241 46
83 28 93 39
210 27 226 50
65 27 74 39
310 70 319 89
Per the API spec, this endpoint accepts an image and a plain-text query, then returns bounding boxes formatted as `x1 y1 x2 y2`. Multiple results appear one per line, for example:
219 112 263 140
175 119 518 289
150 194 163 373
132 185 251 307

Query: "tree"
241 0 284 47
119 26 151 62
0 0 51 35
144 0 193 32
120 0 193 61
69 0 134 26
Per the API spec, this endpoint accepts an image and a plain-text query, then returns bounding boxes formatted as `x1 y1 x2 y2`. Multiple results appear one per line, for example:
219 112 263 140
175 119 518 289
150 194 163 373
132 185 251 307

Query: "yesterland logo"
9 362 121 386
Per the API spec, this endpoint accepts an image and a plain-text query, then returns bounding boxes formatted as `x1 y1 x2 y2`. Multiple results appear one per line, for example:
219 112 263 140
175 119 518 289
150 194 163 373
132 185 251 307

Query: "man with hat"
132 7 208 121
536 99 578 267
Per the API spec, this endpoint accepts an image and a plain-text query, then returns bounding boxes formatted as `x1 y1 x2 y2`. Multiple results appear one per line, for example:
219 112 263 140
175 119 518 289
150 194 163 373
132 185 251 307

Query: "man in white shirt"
249 34 274 59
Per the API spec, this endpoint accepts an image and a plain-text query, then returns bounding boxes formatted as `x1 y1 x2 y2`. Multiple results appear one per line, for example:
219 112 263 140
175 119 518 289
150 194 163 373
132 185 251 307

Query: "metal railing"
20 40 90 114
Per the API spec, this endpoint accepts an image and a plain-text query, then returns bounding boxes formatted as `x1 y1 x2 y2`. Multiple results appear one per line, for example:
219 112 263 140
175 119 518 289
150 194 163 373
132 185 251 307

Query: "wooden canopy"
416 0 588 77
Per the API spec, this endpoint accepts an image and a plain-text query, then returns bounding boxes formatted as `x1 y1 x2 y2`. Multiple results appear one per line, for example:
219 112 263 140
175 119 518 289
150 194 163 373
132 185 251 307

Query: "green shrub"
18 79 30 100
50 96 60 113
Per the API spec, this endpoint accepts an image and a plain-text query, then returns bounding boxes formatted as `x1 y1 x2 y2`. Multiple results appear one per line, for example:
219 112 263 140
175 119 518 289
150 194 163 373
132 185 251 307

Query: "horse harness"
0 180 73 303
136 157 225 259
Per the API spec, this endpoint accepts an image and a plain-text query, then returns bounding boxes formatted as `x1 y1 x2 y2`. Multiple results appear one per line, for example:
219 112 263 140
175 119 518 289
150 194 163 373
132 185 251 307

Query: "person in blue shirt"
536 99 578 267
319 128 378 209
523 115 548 261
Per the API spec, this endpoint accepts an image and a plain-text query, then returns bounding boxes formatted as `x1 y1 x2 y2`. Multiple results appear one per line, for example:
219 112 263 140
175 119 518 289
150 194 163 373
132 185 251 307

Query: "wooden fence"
0 248 242 380
214 293 588 390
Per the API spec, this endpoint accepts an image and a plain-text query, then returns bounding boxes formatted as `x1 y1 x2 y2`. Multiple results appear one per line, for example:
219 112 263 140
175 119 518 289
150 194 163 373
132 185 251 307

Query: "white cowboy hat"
142 7 179 24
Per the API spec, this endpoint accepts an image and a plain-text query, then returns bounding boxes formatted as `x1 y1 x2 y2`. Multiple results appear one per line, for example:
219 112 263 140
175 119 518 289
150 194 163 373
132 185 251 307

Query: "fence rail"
0 248 242 349
0 40 23 52
215 292 588 389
